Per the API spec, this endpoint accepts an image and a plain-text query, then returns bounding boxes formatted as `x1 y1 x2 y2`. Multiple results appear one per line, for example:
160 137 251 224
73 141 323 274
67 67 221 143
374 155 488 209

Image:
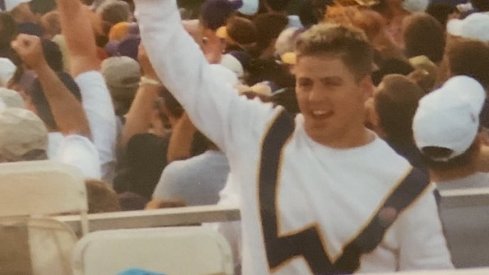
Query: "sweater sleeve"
396 187 454 270
134 0 278 153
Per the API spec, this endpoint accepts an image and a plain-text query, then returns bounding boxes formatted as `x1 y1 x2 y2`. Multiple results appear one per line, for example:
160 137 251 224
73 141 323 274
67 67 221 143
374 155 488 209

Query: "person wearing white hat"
447 12 489 43
413 75 489 190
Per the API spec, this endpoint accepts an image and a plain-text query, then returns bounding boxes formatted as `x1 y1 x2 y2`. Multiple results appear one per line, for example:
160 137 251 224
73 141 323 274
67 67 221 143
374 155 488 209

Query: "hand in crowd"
11 34 47 71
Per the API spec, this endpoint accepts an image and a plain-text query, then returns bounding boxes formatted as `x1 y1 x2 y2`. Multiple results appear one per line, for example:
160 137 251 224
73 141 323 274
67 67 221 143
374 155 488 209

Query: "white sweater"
135 0 453 273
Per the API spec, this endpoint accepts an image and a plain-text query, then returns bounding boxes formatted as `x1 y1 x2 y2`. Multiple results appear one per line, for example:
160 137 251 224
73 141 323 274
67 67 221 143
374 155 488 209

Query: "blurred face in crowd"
295 54 372 148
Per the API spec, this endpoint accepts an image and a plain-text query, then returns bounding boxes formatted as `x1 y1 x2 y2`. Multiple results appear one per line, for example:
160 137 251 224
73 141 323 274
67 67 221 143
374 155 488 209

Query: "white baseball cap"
447 13 489 43
0 58 16 87
413 76 486 161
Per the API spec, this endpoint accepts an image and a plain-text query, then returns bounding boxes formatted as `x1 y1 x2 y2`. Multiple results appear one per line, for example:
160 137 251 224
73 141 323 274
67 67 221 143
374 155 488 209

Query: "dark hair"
426 3 457 27
28 71 81 130
42 39 63 72
372 58 414 86
421 140 479 171
471 0 489 11
299 0 329 27
264 0 291 12
226 16 257 46
447 39 489 90
85 179 121 213
199 0 234 30
253 13 288 51
29 0 57 15
0 12 17 49
296 23 373 81
402 13 446 63
374 74 424 143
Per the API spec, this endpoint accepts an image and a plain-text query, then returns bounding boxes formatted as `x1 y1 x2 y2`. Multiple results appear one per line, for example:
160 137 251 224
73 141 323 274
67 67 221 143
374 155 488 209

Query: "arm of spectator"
11 34 91 137
57 0 117 182
135 0 277 153
167 112 197 162
56 0 100 76
120 44 161 149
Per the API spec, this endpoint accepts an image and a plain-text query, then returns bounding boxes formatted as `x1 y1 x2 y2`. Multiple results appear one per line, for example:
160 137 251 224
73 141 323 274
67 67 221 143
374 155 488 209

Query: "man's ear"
359 75 374 101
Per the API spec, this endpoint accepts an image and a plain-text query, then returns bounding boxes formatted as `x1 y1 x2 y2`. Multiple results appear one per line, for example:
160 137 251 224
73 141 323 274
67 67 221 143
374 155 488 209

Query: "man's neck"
430 164 478 183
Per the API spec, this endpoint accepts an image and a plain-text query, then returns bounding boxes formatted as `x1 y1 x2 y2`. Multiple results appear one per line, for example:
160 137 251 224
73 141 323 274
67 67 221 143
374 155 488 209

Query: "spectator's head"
0 12 17 49
27 71 81 131
299 0 328 27
372 58 414 86
402 13 445 63
447 39 489 91
426 3 457 27
350 9 385 42
413 76 485 171
40 11 61 39
294 23 374 146
17 22 44 37
85 180 121 213
101 56 140 115
373 74 424 143
9 3 36 24
199 0 234 31
108 21 131 42
217 15 257 52
253 13 288 57
0 88 24 108
0 107 48 162
97 0 132 26
408 55 438 93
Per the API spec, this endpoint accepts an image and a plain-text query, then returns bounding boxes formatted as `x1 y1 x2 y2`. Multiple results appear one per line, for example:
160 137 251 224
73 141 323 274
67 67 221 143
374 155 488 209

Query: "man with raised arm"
135 0 453 273
11 34 101 179
56 0 117 183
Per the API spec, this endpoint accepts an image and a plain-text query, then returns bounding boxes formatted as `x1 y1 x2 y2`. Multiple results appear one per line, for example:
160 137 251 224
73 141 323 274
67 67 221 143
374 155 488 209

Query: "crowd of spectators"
1 0 489 273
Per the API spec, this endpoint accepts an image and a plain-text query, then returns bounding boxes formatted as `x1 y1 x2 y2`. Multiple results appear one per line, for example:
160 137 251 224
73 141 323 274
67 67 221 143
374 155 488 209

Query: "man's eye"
298 80 312 88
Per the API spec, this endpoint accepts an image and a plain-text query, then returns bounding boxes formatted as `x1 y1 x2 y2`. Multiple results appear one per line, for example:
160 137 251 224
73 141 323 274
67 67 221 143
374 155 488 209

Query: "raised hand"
11 34 47 71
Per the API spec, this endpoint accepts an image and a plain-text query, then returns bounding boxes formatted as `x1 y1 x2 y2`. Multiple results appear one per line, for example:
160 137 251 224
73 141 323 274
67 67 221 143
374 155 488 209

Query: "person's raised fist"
11 34 47 71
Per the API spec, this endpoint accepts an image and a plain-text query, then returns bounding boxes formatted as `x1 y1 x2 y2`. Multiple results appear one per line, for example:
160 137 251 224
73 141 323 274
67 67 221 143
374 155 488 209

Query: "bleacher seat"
0 160 89 275
72 226 234 275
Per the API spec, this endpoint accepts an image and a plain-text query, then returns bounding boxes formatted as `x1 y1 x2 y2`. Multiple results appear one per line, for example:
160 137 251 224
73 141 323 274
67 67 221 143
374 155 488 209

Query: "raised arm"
56 0 117 182
120 44 161 149
11 34 91 137
135 0 277 152
56 0 99 76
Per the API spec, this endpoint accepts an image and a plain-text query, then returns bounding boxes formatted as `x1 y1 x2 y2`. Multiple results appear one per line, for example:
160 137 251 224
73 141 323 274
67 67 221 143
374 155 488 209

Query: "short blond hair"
295 23 373 81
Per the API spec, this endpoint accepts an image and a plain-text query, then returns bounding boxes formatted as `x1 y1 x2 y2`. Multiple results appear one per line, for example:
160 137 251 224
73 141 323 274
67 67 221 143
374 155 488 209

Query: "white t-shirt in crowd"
135 0 453 273
152 150 229 206
48 132 101 179
74 71 117 183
